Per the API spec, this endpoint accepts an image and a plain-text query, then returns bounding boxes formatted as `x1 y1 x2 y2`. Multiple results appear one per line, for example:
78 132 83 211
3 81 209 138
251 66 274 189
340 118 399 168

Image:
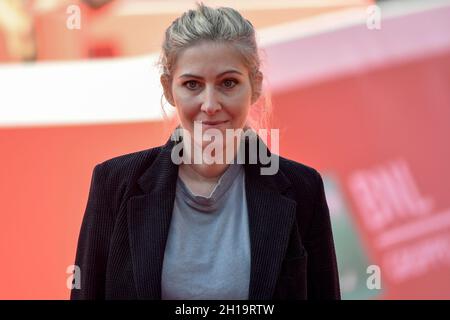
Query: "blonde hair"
156 1 273 133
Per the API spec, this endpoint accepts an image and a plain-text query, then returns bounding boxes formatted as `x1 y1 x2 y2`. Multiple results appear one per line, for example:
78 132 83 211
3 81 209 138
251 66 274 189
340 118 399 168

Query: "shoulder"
96 145 163 177
87 145 164 209
278 155 324 198
277 156 331 244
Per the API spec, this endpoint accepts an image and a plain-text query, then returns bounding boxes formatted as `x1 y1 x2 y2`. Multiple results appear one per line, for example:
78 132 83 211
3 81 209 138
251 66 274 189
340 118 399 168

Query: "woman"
70 2 340 300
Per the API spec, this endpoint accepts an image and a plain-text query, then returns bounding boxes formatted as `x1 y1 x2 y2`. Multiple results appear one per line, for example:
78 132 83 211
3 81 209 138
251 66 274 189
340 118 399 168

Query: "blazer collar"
128 127 297 299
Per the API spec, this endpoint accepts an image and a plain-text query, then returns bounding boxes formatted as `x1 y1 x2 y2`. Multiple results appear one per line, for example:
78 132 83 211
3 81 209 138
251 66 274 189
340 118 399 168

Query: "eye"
223 78 238 89
183 80 200 90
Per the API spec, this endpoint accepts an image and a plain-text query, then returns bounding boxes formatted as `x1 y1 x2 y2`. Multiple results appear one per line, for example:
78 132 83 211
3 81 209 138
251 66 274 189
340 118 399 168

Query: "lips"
201 120 228 125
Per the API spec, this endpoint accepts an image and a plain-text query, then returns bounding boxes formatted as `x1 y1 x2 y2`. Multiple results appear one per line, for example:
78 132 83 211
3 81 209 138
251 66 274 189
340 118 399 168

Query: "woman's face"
161 41 261 145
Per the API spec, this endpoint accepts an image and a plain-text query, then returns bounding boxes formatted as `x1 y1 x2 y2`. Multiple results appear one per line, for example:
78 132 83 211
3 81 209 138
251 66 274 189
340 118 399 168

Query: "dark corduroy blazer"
70 131 340 300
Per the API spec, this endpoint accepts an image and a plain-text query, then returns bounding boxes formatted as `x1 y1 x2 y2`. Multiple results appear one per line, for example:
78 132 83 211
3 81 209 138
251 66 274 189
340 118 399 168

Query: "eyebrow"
178 70 243 79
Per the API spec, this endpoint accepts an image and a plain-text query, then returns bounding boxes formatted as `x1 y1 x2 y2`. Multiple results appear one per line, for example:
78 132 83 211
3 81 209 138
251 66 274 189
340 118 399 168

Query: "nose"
200 85 222 115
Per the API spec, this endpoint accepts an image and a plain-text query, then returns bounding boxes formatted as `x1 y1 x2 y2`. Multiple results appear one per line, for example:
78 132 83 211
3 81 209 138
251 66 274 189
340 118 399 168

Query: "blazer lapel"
127 135 179 299
127 129 297 300
243 135 297 300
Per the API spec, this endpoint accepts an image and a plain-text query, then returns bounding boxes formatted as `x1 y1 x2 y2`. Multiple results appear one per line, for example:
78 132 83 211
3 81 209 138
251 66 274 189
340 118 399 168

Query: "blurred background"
0 0 449 299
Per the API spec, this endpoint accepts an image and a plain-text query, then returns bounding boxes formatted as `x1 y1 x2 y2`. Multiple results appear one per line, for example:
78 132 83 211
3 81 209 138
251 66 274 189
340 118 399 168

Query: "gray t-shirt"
161 162 251 300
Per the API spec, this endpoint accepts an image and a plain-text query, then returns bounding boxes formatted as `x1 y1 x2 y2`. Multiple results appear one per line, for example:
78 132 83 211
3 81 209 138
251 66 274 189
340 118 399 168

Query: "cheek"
173 92 198 119
226 92 252 117
177 104 197 119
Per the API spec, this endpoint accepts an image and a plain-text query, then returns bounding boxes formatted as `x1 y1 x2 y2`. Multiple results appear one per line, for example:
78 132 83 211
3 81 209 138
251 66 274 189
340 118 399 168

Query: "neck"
179 162 230 183
178 134 242 182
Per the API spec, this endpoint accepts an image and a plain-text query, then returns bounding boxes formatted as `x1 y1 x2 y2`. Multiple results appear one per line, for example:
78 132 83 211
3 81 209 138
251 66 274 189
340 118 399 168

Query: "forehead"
173 41 248 76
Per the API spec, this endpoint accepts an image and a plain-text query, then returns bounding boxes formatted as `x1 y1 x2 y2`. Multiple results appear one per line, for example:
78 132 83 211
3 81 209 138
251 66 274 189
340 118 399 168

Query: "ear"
251 71 263 105
160 74 175 106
